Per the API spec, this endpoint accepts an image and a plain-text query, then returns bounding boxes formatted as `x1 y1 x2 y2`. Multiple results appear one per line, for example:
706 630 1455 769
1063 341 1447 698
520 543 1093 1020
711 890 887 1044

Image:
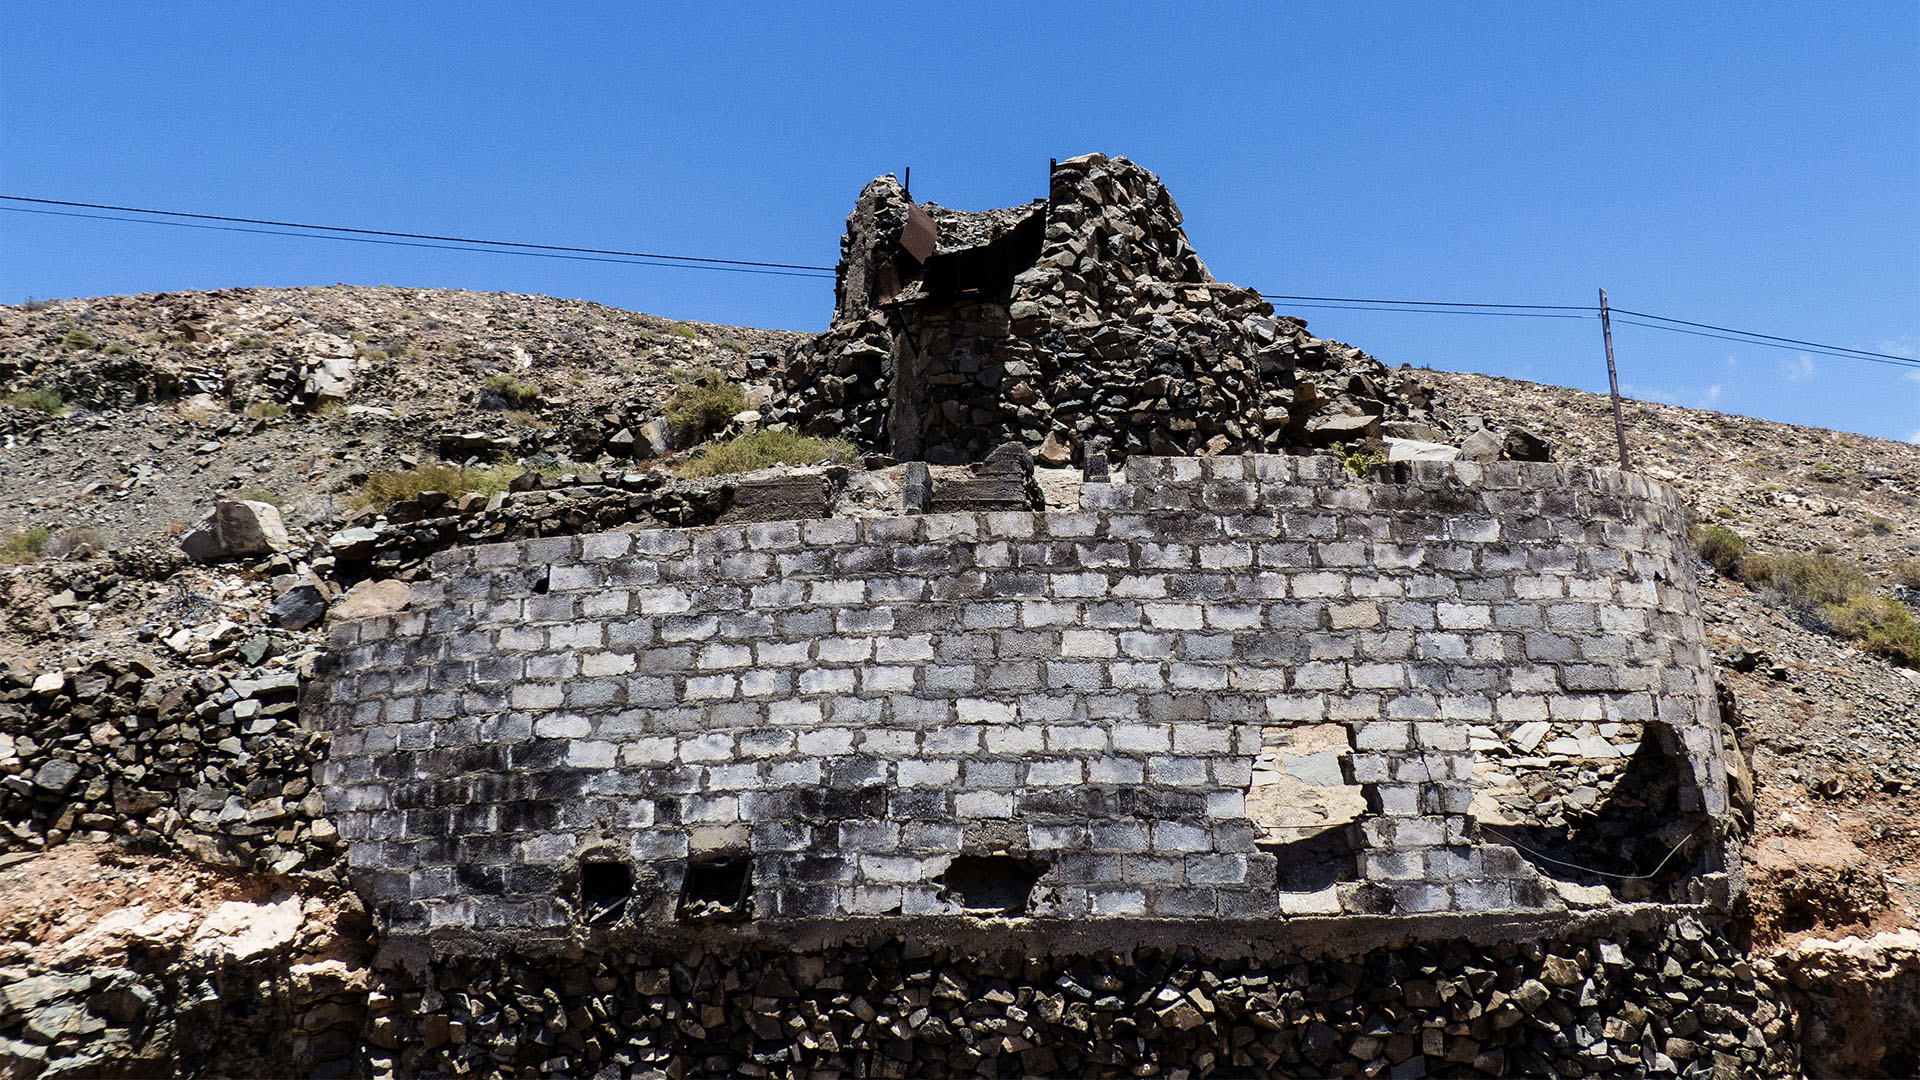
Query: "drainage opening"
678 855 752 923
579 858 633 924
940 854 1046 914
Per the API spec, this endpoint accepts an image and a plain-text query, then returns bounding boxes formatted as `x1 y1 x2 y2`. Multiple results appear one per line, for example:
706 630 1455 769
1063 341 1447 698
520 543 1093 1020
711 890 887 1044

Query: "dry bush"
355 464 523 510
679 430 853 478
665 370 748 444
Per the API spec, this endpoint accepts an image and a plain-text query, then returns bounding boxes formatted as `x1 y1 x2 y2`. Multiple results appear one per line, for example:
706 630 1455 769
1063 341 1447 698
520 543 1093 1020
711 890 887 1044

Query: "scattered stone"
1504 426 1551 462
1459 428 1505 462
331 579 412 621
1385 437 1460 462
180 500 292 562
270 585 328 631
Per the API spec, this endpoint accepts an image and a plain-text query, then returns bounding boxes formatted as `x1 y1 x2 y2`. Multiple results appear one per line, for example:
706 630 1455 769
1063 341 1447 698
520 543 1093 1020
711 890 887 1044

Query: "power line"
1276 301 1594 321
8 192 1908 371
0 193 837 273
1612 316 1920 370
1610 307 1916 364
1266 291 1915 369
1259 292 1589 311
0 205 835 281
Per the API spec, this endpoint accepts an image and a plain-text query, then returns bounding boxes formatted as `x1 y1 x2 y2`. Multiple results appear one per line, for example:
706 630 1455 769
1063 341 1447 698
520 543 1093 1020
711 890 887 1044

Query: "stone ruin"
312 155 1740 960
297 155 1770 1076
767 153 1447 467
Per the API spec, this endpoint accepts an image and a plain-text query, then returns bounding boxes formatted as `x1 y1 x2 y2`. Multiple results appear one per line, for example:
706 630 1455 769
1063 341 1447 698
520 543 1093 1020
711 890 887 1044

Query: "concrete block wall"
314 455 1732 948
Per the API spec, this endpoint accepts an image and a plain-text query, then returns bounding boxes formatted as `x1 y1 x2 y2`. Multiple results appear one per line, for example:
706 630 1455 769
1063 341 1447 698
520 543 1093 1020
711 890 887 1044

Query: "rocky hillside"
2 285 1918 1075
0 286 807 561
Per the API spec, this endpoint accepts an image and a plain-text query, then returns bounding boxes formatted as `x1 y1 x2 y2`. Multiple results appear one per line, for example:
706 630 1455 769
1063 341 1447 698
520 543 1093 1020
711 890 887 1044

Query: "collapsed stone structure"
768 154 1443 466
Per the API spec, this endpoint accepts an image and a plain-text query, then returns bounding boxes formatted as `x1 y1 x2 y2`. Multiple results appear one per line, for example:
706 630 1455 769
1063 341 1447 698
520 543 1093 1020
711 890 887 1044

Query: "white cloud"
1780 353 1815 382
1905 369 1920 385
1702 384 1724 405
1909 428 1920 445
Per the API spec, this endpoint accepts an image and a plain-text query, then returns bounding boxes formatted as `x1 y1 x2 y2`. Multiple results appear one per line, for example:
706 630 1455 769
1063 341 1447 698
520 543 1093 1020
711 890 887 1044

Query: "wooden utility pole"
1599 288 1631 470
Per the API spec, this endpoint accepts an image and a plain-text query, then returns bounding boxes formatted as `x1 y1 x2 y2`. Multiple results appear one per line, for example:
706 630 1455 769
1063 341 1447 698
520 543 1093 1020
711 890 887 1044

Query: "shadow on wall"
1249 722 1365 893
1479 725 1713 903
1263 823 1362 894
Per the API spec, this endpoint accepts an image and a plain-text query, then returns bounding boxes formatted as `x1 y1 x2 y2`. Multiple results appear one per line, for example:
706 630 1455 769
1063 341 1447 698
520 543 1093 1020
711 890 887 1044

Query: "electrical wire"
1276 301 1594 321
0 194 837 273
1477 821 1710 883
1610 316 1920 370
7 193 1908 371
1259 292 1588 310
0 205 835 281
1609 307 1916 364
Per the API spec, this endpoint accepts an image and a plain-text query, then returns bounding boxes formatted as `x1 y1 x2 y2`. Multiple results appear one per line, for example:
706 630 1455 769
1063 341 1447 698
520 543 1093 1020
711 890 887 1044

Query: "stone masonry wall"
314 456 1734 952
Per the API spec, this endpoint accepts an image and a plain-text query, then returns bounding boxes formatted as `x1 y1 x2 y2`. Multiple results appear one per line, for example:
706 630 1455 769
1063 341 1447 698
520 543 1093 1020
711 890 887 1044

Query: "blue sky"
3 3 1917 441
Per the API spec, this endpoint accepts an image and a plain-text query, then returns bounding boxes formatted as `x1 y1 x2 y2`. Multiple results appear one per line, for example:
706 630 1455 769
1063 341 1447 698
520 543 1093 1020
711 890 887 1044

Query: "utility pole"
1599 288 1631 470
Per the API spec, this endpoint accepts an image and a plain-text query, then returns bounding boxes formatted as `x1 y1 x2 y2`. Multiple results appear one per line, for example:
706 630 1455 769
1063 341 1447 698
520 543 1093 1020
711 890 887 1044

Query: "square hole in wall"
677 855 752 923
578 858 633 924
939 855 1046 915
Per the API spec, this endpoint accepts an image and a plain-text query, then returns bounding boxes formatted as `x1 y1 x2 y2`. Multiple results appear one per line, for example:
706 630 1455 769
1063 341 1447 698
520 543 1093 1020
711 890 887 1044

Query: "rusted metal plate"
899 202 938 264
924 208 1045 296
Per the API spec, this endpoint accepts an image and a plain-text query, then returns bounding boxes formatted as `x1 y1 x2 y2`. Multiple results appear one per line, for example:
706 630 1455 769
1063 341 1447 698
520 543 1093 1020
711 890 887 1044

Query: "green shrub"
1898 560 1920 591
1765 553 1872 609
0 528 52 565
1694 525 1749 578
664 369 748 443
245 402 289 420
1340 449 1387 478
235 336 272 351
679 430 853 478
481 374 541 408
61 327 95 349
668 323 699 340
236 488 284 509
6 388 65 416
102 341 131 355
1866 515 1895 536
355 463 523 510
1824 595 1920 668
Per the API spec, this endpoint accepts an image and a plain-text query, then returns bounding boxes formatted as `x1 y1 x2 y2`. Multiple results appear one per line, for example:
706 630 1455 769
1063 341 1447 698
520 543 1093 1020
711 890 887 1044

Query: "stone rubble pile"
0 657 342 881
364 920 1792 1079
